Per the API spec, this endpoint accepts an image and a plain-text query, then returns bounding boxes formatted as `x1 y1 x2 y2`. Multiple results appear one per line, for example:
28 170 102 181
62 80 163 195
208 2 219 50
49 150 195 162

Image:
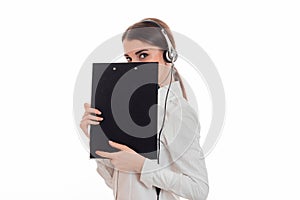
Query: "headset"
141 19 177 200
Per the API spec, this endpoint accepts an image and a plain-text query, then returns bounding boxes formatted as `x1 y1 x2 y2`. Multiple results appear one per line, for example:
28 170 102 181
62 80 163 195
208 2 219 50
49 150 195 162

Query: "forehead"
123 39 159 54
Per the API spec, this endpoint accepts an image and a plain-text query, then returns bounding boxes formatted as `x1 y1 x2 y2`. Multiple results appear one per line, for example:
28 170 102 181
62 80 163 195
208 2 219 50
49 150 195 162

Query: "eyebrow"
124 49 149 57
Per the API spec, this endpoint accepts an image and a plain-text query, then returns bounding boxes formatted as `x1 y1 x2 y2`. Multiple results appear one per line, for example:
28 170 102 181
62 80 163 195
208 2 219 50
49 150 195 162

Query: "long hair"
122 18 188 101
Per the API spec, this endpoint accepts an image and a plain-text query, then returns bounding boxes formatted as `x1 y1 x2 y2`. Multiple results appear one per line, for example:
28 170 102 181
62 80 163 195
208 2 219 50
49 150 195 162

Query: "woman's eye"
126 57 132 62
139 53 148 59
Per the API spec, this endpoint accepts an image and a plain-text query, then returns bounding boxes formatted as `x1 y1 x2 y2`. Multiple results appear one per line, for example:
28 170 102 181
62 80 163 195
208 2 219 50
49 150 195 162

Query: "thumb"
84 103 90 110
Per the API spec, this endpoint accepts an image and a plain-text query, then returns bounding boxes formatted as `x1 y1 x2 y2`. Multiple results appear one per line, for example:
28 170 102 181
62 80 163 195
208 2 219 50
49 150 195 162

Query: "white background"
0 0 299 199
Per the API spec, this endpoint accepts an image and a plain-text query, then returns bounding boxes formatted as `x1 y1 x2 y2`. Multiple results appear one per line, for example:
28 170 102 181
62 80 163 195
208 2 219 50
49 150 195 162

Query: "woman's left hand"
95 140 146 173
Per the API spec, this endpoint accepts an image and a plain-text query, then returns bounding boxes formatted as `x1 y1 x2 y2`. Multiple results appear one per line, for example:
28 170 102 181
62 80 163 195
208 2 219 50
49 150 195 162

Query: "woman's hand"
80 103 103 138
96 141 146 173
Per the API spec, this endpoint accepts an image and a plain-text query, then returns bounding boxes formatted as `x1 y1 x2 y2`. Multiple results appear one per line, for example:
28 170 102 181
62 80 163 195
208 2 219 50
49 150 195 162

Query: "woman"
80 18 209 200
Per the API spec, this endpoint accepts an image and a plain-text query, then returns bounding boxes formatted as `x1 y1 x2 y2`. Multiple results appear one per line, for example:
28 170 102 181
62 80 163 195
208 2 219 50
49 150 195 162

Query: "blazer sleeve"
85 134 115 189
95 158 115 189
139 104 209 200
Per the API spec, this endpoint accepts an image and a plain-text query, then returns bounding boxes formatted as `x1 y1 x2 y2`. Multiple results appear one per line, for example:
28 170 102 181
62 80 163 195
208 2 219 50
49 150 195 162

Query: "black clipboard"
90 62 159 159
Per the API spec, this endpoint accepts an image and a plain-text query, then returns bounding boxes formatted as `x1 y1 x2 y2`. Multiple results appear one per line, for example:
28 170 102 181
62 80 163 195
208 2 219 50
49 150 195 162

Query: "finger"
84 103 90 110
80 119 99 128
84 103 101 115
86 107 102 115
109 140 134 152
83 114 103 122
87 119 100 125
95 151 115 159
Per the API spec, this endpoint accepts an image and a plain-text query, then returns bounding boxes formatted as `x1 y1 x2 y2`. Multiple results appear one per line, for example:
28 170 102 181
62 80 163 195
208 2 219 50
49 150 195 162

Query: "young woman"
80 18 209 200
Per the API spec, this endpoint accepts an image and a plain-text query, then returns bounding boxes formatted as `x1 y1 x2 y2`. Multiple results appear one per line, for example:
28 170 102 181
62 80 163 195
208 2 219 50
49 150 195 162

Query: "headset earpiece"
142 19 178 63
163 50 172 63
163 49 178 63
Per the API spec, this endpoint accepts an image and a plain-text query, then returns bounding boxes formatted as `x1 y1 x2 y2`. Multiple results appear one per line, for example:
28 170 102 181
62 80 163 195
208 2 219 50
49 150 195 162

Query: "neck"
159 73 176 88
159 64 176 87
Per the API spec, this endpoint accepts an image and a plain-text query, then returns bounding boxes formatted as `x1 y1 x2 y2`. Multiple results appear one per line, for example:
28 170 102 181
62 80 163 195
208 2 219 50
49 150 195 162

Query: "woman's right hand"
80 103 103 138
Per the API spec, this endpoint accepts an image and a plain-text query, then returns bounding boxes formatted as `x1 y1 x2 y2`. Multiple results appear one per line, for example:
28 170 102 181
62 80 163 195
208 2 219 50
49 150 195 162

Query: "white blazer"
95 80 209 200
